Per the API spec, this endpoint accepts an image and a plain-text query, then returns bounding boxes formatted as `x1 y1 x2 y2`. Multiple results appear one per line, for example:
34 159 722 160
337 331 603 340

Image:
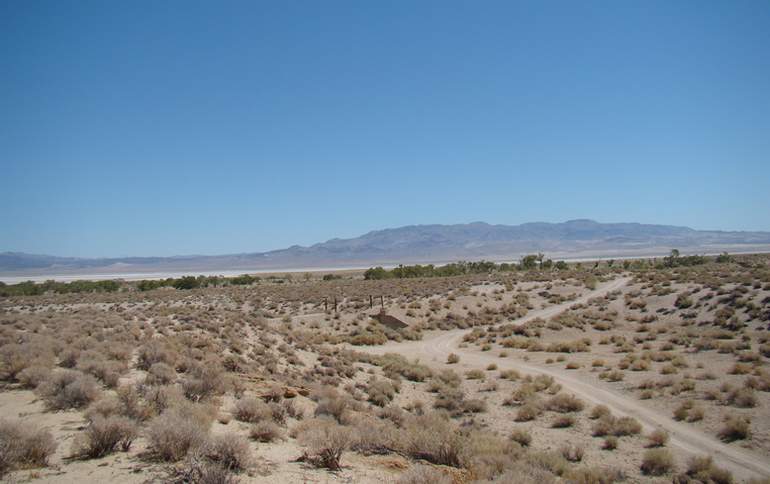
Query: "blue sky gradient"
2 1 769 257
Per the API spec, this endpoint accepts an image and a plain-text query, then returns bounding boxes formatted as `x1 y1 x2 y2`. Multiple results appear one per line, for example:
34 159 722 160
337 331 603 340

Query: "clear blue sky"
2 1 769 257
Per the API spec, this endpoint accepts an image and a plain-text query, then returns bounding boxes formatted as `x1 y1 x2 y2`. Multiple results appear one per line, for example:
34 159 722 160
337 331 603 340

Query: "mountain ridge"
3 219 770 277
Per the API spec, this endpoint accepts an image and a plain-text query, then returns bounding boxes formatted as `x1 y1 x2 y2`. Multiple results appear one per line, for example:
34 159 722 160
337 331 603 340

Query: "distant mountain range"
3 219 770 280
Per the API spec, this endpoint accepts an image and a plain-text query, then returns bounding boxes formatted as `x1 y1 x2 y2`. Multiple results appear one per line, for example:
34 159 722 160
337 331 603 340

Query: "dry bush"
559 444 584 462
515 403 542 422
545 393 584 413
204 433 251 472
182 365 227 402
402 412 462 466
379 405 406 427
647 429 669 448
725 388 757 408
0 419 57 476
600 369 625 382
457 430 522 480
76 353 123 388
397 465 453 484
282 399 305 420
232 397 271 423
430 369 462 390
296 418 352 470
17 365 51 389
0 343 54 383
499 369 520 380
115 384 154 421
683 455 733 484
718 416 751 442
145 362 177 386
509 428 532 447
314 389 355 423
378 353 432 382
447 353 460 364
465 369 485 380
72 415 138 458
169 454 239 484
602 436 618 450
589 404 611 420
563 466 620 484
366 378 397 407
249 421 284 442
36 370 101 410
85 396 124 421
143 384 185 416
592 415 641 437
350 415 400 455
147 406 211 461
494 465 559 484
551 415 575 428
520 450 570 478
641 448 675 476
137 340 177 371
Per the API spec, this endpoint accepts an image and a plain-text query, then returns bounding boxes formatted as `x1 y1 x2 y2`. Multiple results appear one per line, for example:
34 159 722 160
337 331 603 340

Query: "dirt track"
358 277 770 482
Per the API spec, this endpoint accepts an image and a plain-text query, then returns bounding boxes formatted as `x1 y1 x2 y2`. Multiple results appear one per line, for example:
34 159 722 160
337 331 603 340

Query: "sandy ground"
356 277 770 482
3 259 769 483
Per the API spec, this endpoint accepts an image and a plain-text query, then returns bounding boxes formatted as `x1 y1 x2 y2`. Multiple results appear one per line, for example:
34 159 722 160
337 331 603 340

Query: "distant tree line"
135 274 264 291
0 272 269 297
0 250 736 296
662 250 731 268
0 279 120 297
363 256 568 280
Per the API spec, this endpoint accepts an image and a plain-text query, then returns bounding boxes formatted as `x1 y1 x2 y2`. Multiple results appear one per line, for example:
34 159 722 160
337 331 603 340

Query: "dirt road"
359 277 770 482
